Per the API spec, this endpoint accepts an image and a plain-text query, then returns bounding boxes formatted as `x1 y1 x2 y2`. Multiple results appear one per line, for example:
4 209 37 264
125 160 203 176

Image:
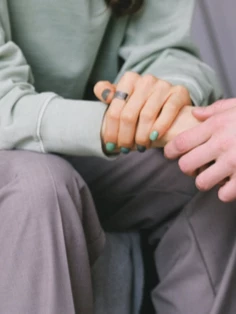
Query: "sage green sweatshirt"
0 0 221 157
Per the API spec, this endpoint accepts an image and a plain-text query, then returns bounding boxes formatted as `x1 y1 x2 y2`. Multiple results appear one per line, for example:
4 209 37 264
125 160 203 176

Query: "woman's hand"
94 72 192 153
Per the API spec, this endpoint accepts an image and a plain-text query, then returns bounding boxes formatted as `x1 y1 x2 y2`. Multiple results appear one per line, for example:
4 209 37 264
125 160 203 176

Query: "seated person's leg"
70 148 236 314
0 151 104 314
92 232 144 314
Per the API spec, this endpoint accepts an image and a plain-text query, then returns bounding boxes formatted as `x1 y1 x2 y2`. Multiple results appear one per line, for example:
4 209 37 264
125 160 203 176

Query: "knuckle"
208 116 220 130
167 101 177 110
107 109 120 122
173 85 188 94
156 79 171 90
140 110 153 122
173 85 189 96
158 121 170 131
217 136 233 153
174 134 188 153
141 74 157 86
106 130 116 140
121 111 135 124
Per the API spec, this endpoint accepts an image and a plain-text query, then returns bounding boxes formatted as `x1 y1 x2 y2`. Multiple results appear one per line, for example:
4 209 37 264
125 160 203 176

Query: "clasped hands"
95 72 236 202
94 72 198 154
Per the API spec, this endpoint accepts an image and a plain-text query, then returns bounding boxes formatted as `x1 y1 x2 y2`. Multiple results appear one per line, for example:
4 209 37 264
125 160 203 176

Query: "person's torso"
7 0 128 99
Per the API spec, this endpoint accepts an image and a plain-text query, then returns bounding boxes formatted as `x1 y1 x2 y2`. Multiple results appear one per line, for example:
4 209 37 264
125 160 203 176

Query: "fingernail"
106 142 116 152
120 147 130 154
137 145 146 153
149 131 159 141
102 89 111 102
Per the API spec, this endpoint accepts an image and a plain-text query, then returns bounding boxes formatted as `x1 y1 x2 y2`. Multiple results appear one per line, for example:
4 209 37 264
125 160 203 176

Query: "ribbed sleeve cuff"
40 96 109 158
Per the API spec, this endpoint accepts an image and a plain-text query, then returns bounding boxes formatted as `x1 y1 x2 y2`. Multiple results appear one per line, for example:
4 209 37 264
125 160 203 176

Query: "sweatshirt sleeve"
117 0 222 106
0 0 107 157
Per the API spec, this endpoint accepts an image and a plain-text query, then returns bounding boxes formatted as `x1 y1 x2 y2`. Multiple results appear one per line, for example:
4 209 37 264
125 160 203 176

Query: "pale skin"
94 72 199 152
165 98 236 203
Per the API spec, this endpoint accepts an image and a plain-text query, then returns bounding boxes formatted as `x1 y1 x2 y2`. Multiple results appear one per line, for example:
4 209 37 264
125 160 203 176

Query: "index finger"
103 72 139 148
164 118 213 159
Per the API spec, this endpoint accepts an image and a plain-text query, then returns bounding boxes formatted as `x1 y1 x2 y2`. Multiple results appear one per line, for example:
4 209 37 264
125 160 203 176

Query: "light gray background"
191 0 236 98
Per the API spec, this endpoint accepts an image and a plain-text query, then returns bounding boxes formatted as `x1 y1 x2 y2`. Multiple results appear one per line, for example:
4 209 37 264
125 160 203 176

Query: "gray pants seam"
42 155 77 314
185 212 217 297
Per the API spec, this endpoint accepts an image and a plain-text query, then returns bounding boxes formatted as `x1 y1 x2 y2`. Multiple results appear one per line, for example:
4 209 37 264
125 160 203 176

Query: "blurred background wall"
191 0 236 98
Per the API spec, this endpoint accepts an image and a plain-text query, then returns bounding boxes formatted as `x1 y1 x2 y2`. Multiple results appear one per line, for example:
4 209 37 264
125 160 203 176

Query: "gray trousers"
0 149 236 314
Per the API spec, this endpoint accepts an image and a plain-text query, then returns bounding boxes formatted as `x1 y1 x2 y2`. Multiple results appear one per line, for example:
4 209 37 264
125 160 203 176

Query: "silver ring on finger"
113 90 129 101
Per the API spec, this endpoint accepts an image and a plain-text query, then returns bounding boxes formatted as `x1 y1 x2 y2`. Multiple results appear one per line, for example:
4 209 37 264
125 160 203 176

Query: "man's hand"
165 99 236 202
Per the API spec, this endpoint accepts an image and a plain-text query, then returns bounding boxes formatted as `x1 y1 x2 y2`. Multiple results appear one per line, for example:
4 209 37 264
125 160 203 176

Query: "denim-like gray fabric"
92 233 144 314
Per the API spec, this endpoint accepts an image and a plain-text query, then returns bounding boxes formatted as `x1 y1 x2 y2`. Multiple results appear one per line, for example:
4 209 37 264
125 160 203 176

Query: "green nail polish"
149 131 159 141
121 147 130 154
106 142 116 152
137 145 146 153
101 89 111 102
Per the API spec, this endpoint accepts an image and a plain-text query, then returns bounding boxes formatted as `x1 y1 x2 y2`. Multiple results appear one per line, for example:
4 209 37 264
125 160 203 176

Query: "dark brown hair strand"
105 0 144 17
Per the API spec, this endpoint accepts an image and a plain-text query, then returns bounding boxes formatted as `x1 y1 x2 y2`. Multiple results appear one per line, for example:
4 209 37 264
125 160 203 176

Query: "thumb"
192 99 236 120
94 81 116 104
